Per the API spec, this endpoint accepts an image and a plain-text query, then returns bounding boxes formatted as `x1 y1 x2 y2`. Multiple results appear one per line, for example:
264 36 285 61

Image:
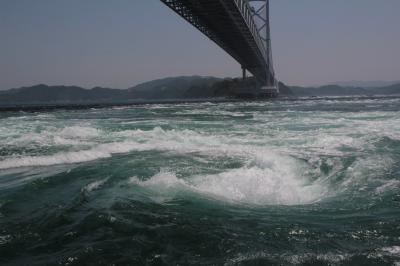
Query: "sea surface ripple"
0 98 400 265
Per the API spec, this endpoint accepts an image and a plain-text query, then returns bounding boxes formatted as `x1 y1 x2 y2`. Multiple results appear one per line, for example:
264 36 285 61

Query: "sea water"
0 98 399 265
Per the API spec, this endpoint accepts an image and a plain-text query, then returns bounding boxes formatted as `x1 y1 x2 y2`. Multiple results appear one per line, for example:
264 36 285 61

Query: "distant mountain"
0 84 126 104
134 76 285 99
0 76 222 105
371 83 400 95
289 85 368 97
128 76 221 99
328 80 400 88
288 83 400 97
278 82 294 96
1 77 399 106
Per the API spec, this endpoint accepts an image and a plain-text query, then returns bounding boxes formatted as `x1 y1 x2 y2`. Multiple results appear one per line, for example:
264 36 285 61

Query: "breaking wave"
130 165 328 205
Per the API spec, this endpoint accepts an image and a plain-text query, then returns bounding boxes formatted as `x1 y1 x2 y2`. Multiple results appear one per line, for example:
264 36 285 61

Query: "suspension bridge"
160 0 279 95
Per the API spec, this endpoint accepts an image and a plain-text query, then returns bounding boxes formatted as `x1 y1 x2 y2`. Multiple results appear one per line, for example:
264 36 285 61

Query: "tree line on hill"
1 76 399 105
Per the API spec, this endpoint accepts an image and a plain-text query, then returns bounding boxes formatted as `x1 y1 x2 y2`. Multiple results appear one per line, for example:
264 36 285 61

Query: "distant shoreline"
0 98 237 112
1 94 400 113
2 77 400 109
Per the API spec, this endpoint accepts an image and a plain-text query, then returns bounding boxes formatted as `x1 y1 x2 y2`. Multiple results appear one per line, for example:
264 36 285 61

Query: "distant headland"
1 76 400 107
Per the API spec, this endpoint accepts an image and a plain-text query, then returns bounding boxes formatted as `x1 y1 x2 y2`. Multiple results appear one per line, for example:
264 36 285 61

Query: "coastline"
1 94 400 113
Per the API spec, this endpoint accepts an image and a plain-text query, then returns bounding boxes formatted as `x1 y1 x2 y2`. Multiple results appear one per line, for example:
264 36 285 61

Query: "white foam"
0 127 216 169
82 178 108 193
192 166 327 205
0 141 140 169
375 180 400 194
130 161 328 206
3 125 100 147
382 246 400 256
58 126 100 139
228 251 349 265
130 171 186 188
288 253 349 264
0 149 111 169
0 235 12 245
340 156 394 192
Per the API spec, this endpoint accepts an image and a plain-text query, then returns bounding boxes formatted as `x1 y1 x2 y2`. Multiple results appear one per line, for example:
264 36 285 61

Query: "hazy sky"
0 0 399 89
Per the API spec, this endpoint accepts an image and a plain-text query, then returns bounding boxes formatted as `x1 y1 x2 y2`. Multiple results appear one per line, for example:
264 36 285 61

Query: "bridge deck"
161 0 275 85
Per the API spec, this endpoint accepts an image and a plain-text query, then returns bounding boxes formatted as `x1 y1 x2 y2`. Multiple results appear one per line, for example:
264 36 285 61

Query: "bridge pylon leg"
242 66 247 80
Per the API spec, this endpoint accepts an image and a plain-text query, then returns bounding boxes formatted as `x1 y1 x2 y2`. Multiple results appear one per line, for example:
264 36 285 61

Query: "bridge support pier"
242 66 247 80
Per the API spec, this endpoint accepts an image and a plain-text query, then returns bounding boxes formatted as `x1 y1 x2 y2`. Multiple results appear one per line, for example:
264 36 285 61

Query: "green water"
0 99 399 265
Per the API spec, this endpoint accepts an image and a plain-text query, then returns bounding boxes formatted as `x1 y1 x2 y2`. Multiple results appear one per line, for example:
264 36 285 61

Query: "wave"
0 127 234 169
1 125 100 147
0 121 398 206
82 178 108 193
130 163 328 206
0 141 139 169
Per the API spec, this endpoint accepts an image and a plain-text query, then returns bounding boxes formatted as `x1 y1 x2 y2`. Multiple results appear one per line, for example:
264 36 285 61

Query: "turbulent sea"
0 98 400 265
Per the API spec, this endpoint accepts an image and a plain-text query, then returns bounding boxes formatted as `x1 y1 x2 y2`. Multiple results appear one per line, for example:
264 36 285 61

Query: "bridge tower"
246 0 278 92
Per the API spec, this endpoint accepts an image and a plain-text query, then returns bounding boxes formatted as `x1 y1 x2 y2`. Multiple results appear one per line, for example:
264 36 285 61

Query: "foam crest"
193 166 326 205
0 129 210 169
381 246 400 256
4 125 100 147
340 156 394 191
130 171 186 188
0 140 150 169
82 178 108 193
375 180 400 194
59 126 100 139
131 160 328 206
0 149 112 169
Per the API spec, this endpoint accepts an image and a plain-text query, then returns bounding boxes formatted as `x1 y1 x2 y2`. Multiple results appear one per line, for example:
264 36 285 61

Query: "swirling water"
0 98 399 265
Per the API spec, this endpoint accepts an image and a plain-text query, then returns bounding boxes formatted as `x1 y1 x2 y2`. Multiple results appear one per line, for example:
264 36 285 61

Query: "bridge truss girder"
160 0 277 88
